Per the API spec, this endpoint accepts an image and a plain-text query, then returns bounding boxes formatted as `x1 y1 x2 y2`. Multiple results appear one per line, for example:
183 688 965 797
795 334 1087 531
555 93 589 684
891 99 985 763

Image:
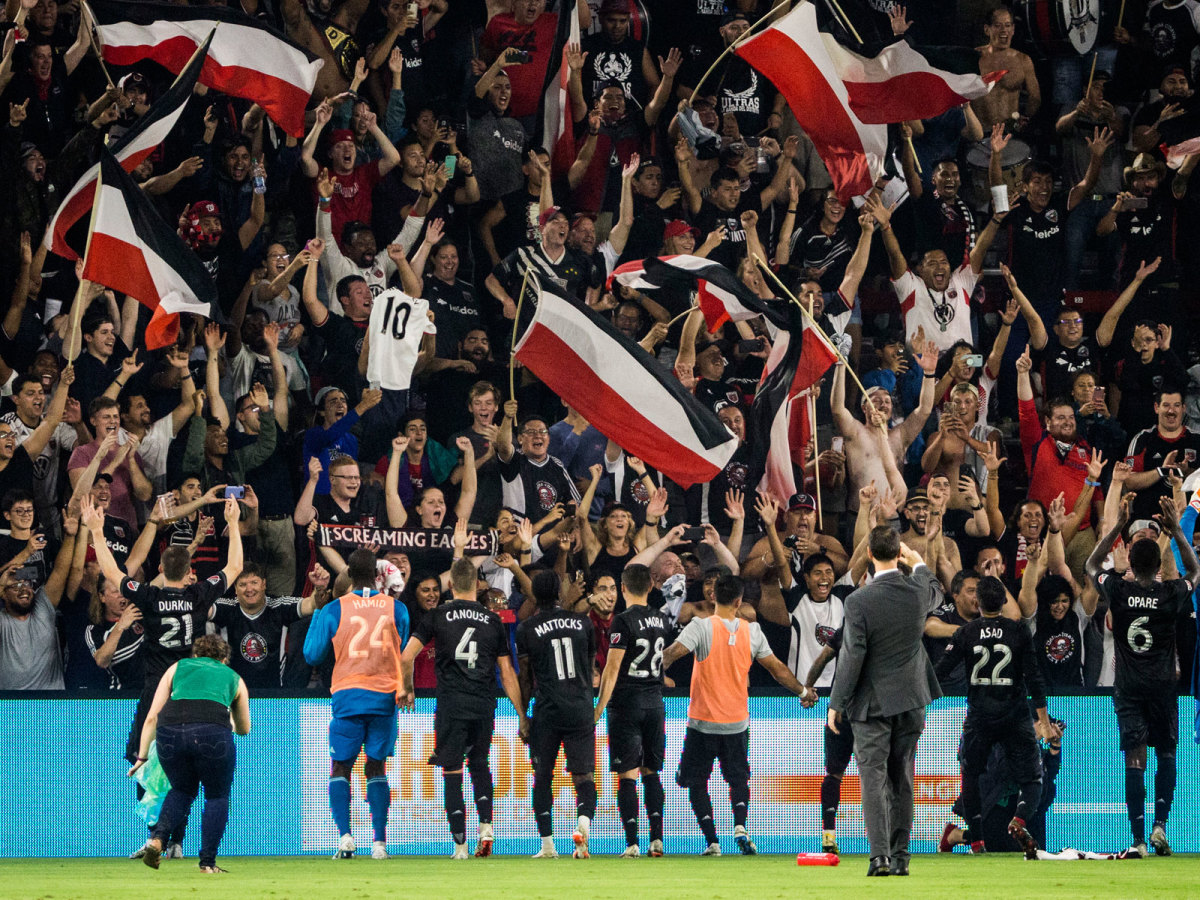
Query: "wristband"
923 373 936 379
1047 527 1060 534
786 208 797 214
991 217 1004 224
136 756 147 762
879 224 891 232
1085 479 1100 487
317 195 331 204
970 504 983 511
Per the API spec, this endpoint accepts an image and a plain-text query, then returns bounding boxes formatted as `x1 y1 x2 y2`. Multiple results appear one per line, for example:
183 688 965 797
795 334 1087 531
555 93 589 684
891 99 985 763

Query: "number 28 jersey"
366 289 437 391
609 605 671 710
122 573 228 681
516 609 595 728
1097 572 1192 693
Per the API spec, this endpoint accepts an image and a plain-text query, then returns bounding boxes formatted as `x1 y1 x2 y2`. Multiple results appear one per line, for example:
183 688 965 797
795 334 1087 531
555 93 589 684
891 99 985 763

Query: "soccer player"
802 626 853 855
934 576 1059 858
662 573 814 855
400 558 528 859
516 570 598 859
1086 493 1199 857
303 548 411 861
593 564 673 858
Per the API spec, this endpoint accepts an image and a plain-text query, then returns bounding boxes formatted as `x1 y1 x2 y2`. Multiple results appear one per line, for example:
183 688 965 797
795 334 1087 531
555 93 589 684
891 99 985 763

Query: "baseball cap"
314 386 345 407
598 0 629 15
788 493 816 511
118 72 148 91
538 205 567 229
721 11 750 26
94 472 114 484
1127 519 1162 537
663 219 699 241
329 128 355 146
904 487 929 506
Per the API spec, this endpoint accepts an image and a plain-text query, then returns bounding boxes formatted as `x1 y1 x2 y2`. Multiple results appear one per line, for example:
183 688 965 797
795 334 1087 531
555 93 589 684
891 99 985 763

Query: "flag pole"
751 253 888 439
66 160 105 364
80 1 115 87
1117 0 1127 29
809 390 822 530
1084 51 1098 99
508 268 531 402
665 304 698 329
827 0 863 44
687 5 780 105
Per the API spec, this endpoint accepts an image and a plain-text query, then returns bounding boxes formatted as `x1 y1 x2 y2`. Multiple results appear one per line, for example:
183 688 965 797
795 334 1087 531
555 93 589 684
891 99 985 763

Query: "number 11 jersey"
516 608 595 728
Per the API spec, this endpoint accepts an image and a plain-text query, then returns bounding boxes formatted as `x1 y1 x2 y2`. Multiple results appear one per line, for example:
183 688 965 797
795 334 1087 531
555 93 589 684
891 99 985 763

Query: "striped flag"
539 2 581 175
1157 104 1200 168
608 255 790 332
45 30 211 260
83 149 224 349
87 0 322 136
514 278 738 488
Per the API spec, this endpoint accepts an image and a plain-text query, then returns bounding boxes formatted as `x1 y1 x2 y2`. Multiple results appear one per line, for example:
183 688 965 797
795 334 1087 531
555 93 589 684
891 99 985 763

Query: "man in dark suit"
827 526 943 876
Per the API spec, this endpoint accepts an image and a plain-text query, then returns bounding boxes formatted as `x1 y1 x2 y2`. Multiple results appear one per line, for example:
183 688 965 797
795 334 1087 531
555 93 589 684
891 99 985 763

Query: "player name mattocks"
445 608 492 624
347 596 390 610
533 617 586 638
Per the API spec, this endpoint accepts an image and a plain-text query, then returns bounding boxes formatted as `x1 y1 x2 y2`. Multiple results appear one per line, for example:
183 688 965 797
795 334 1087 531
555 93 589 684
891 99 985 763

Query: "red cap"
330 129 355 146
538 205 567 229
663 219 699 241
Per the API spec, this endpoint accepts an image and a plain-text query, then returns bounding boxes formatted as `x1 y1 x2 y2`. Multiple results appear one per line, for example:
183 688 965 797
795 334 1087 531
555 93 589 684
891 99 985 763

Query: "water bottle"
795 852 839 866
252 158 266 195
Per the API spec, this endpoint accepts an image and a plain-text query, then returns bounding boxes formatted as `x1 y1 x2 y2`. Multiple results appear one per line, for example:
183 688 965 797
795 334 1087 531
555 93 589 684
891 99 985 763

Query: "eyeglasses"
522 428 549 436
331 474 361 482
9 507 34 516
1057 318 1083 326
241 405 261 414
267 253 291 261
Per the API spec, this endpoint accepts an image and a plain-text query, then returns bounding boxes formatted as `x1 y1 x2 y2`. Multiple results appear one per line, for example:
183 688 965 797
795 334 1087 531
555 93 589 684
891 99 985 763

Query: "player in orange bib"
304 548 410 860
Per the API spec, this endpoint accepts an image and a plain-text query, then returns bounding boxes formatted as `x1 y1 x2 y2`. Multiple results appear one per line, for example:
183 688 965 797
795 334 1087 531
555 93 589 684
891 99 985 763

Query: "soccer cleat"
1126 843 1148 859
1150 824 1171 857
938 822 958 853
371 841 388 860
1007 817 1038 860
333 834 355 859
648 839 664 857
620 844 641 858
532 837 559 859
734 825 757 855
572 816 590 859
129 839 150 860
821 829 839 855
142 840 162 870
701 842 722 856
166 842 183 859
199 865 228 874
968 840 986 854
475 822 493 858
451 843 469 860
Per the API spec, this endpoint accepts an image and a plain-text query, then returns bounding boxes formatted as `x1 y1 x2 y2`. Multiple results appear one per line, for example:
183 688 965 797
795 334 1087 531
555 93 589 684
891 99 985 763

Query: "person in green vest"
128 634 251 873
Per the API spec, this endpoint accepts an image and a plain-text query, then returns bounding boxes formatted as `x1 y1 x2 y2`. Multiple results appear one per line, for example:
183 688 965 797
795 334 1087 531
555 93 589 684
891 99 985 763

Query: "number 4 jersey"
414 599 510 719
122 573 228 681
516 608 596 728
608 605 671 710
366 289 437 391
1097 572 1192 693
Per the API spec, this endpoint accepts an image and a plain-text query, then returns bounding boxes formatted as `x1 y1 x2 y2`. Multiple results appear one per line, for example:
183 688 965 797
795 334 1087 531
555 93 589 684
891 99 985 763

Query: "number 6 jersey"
1097 572 1193 693
366 289 437 391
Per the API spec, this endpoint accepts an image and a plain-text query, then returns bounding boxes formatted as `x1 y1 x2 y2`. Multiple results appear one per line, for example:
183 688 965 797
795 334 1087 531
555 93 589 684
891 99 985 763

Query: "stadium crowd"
0 0 1197 867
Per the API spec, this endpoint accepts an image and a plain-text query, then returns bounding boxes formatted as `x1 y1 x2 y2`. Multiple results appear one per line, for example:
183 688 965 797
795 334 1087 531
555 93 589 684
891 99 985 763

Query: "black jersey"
415 599 510 719
84 620 144 690
211 596 303 689
608 605 672 709
499 451 580 519
121 573 227 680
1098 572 1192 693
516 608 595 728
935 615 1045 720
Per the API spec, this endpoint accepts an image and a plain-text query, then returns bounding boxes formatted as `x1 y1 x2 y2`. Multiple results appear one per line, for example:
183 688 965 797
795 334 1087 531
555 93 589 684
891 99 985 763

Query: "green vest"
171 657 240 707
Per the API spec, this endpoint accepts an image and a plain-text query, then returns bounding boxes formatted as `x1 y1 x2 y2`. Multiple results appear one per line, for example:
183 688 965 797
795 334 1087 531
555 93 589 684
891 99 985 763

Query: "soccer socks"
1014 778 1043 824
469 766 494 824
443 773 467 845
618 778 639 846
576 779 598 822
533 777 554 837
329 777 352 837
730 781 750 829
1125 767 1147 844
688 783 719 845
820 774 841 831
366 777 390 844
643 772 665 842
960 774 983 839
1154 751 1177 826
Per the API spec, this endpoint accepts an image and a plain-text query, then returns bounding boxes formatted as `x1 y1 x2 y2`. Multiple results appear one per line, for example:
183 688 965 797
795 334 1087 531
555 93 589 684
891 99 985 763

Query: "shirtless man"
920 381 1001 510
281 0 378 100
830 336 938 511
972 7 1041 131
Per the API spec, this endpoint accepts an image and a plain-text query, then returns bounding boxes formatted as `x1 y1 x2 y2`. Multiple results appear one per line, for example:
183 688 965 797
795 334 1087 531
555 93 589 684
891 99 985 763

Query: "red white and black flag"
87 0 322 136
83 148 223 349
514 280 738 488
539 0 581 175
608 255 790 332
46 29 212 260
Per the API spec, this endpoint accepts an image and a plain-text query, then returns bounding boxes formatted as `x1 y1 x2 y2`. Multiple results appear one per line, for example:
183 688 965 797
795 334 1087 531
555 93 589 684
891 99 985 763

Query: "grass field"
4 854 1196 900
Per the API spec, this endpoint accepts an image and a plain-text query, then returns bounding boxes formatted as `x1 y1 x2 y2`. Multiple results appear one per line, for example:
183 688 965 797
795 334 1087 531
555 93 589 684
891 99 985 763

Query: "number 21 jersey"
1098 572 1192 692
516 609 595 728
366 289 436 391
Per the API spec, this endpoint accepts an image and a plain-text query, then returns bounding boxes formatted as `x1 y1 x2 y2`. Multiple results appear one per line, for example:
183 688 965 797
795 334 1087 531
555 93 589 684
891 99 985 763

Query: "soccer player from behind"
303 548 411 861
593 564 673 858
516 570 598 859
400 558 528 859
662 574 814 856
934 576 1059 858
1086 492 1199 857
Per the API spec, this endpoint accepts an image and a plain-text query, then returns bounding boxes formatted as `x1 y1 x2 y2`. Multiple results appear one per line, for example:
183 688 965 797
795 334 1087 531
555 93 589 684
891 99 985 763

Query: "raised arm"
1096 257 1160 348
863 193 905 280
1085 491 1132 585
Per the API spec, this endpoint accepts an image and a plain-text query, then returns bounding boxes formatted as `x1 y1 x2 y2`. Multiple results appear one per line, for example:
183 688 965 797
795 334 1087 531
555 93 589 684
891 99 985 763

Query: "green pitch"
3 855 1197 900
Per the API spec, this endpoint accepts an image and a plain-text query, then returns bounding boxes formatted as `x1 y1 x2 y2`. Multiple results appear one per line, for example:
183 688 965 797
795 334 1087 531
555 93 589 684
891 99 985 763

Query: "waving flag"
87 0 322 136
538 1 580 175
46 30 211 260
514 280 737 488
83 149 224 349
609 255 791 332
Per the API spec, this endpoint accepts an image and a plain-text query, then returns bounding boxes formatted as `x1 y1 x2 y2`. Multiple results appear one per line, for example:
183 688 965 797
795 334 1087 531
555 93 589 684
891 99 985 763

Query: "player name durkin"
533 617 585 638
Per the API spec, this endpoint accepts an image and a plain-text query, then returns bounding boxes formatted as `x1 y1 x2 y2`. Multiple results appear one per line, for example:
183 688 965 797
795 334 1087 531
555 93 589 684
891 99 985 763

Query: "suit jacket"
828 565 943 721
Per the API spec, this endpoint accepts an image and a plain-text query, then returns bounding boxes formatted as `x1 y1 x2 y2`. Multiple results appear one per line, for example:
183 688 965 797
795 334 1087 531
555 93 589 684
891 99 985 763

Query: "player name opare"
1126 597 1160 609
533 617 586 638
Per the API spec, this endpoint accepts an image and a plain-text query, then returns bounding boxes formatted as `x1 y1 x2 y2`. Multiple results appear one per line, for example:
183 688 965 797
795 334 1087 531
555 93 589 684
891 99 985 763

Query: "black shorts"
429 709 495 770
824 719 854 776
1114 688 1178 751
958 713 1042 784
529 715 595 777
608 704 666 774
675 727 750 788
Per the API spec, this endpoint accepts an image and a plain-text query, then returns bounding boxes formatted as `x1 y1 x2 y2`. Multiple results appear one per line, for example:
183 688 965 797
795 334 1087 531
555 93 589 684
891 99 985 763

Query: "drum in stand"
1015 0 1103 56
965 137 1033 211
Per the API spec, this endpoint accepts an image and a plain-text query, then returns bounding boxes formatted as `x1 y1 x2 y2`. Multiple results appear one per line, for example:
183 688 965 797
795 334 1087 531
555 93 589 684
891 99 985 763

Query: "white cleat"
166 842 184 859
620 844 641 858
573 816 591 859
371 841 388 860
129 840 151 859
734 825 757 855
701 842 722 856
648 839 664 857
1150 825 1171 857
333 834 355 859
452 843 469 859
532 837 559 859
475 822 493 858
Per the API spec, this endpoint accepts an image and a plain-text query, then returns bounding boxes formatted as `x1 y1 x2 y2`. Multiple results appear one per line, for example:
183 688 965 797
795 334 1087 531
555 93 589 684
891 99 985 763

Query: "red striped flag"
541 4 580 176
514 279 738 488
88 0 322 137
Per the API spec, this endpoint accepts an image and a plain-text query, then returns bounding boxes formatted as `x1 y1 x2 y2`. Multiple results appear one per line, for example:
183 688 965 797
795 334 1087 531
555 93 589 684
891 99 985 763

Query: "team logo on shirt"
815 624 837 647
1187 449 1197 465
1044 632 1075 663
536 480 558 510
631 479 651 503
112 525 126 540
1045 209 1059 224
726 461 748 490
240 632 268 664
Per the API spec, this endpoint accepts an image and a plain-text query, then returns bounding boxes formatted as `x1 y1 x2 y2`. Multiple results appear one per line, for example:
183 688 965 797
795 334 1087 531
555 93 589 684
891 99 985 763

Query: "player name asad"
533 617 585 638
